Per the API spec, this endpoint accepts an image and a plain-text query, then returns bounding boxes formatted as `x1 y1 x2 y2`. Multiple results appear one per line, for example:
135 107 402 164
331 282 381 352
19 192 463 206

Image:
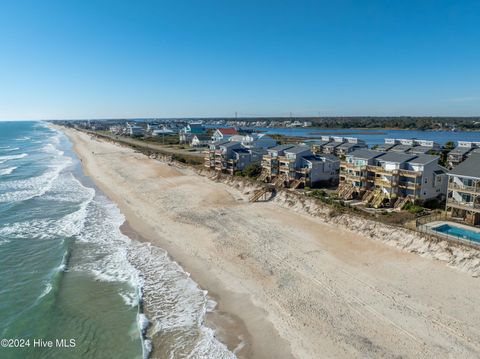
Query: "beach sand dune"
63 128 480 359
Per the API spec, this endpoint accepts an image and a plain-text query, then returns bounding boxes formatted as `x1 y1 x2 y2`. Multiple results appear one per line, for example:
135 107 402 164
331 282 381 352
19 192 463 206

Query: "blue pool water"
433 224 480 244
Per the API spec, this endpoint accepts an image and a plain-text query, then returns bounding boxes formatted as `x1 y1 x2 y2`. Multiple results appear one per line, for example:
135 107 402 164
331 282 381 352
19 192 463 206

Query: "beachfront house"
263 145 340 188
339 149 385 202
445 152 480 225
322 137 346 155
204 140 267 174
447 142 480 169
260 144 296 181
307 136 334 154
389 139 416 153
335 137 368 157
339 150 447 208
375 138 399 152
211 128 238 142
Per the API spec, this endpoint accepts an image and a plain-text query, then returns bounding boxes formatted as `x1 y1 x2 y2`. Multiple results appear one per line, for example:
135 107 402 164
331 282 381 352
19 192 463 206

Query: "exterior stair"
249 188 270 202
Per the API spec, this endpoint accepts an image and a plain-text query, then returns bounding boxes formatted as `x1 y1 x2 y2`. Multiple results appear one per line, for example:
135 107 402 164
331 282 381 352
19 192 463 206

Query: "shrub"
240 163 262 178
403 202 424 214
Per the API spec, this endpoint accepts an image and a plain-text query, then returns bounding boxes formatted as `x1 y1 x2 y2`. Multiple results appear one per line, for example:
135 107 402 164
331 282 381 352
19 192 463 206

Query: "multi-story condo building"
409 140 441 155
376 138 400 152
447 141 480 169
308 136 334 154
273 146 339 188
335 137 368 157
260 144 296 181
204 137 274 174
339 150 447 208
376 138 440 154
323 137 345 154
204 140 230 169
445 153 480 225
229 133 277 149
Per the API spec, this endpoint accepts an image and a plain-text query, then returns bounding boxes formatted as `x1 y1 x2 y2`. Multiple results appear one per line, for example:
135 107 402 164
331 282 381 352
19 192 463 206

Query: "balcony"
374 178 396 187
448 182 480 194
398 181 421 190
366 165 394 176
398 169 422 178
279 165 292 172
342 172 367 181
296 167 312 174
341 162 365 170
446 198 480 211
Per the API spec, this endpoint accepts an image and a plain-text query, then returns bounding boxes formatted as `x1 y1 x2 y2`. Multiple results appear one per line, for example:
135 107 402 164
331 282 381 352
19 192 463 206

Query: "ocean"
0 122 235 359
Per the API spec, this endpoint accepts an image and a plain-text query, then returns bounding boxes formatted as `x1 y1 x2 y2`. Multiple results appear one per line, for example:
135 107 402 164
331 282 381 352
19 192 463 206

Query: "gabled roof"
284 145 311 155
448 147 472 156
376 143 397 151
377 152 416 163
324 142 343 148
349 149 385 160
216 128 238 135
319 154 340 162
389 145 412 152
220 141 242 148
303 154 339 163
449 153 480 178
409 146 435 154
338 142 364 149
407 154 439 166
268 144 296 152
192 134 211 140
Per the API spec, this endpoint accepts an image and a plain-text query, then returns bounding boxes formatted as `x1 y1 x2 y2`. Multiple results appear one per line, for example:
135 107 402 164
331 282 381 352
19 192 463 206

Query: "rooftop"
268 144 296 152
376 143 397 151
377 152 416 163
449 147 473 156
284 145 312 155
389 145 412 152
449 153 480 178
216 128 238 135
409 146 435 154
349 149 385 160
407 154 439 165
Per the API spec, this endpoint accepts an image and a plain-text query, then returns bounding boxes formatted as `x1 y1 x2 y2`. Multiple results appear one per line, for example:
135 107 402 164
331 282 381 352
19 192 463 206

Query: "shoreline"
58 126 480 359
57 125 288 358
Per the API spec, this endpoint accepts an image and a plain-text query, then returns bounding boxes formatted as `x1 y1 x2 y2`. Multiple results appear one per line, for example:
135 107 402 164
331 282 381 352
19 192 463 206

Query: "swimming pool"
433 224 480 244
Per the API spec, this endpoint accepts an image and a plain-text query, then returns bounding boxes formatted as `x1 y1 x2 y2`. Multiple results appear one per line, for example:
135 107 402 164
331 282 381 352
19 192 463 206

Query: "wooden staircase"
337 183 356 200
249 188 270 202
362 190 375 203
272 173 288 187
394 195 413 210
257 171 269 182
290 177 305 189
371 191 386 208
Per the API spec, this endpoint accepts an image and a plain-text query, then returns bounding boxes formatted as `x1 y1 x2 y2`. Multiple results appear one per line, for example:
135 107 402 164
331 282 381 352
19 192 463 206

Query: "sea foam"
0 167 17 176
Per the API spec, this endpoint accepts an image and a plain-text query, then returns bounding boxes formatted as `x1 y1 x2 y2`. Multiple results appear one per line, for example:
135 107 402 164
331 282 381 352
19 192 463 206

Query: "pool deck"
422 221 480 246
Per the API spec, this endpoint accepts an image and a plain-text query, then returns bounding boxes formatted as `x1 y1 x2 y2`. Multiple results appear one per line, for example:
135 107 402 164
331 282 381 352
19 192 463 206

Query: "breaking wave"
0 167 17 176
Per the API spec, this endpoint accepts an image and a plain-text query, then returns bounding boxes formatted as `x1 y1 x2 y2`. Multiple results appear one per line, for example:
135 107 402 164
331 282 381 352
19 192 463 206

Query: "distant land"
50 116 480 131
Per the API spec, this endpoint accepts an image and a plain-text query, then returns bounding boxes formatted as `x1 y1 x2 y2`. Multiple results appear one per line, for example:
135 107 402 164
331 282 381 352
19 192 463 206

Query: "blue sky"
1 0 479 119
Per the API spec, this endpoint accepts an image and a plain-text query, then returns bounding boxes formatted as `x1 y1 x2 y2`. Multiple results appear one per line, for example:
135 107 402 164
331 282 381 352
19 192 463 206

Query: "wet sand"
61 127 480 359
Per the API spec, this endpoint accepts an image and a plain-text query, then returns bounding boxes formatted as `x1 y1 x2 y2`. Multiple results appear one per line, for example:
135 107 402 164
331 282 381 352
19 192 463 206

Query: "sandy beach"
61 127 480 359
